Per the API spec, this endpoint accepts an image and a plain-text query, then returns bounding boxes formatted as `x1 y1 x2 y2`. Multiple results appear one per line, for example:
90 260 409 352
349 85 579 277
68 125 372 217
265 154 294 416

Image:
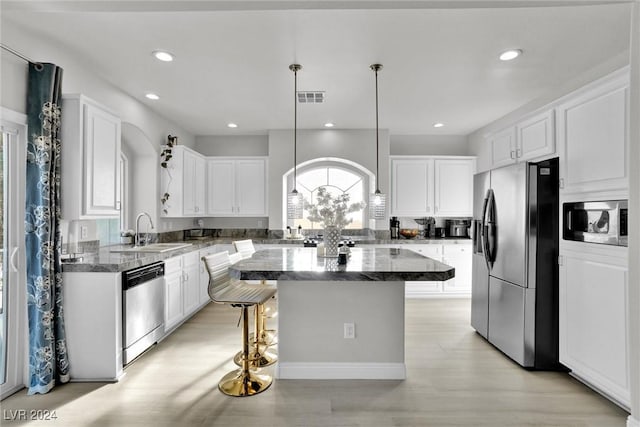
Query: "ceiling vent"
297 91 325 104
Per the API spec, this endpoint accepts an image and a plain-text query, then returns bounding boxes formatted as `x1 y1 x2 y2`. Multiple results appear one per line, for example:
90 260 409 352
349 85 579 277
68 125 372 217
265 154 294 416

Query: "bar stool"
232 240 278 350
201 251 276 397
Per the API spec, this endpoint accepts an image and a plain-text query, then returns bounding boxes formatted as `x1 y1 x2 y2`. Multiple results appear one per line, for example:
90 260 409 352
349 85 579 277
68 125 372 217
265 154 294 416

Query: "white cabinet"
161 146 206 217
488 109 555 170
557 71 629 195
391 157 475 217
391 158 433 216
442 244 472 293
164 256 184 331
164 250 208 332
182 150 206 216
181 251 201 316
559 244 630 409
207 157 267 216
377 243 471 297
489 127 517 169
63 272 123 381
433 159 474 217
61 94 121 219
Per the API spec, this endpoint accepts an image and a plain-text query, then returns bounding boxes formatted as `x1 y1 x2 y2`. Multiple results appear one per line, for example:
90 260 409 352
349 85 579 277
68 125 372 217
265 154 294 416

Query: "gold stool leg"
249 303 277 346
235 305 277 368
219 306 272 397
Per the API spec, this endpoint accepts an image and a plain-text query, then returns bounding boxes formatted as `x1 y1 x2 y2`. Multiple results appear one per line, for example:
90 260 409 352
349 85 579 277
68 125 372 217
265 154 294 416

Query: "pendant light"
369 63 386 219
287 63 304 219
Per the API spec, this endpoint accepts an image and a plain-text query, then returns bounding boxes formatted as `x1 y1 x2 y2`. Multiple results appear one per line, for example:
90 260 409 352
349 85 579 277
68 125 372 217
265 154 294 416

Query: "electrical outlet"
344 323 355 339
80 226 88 239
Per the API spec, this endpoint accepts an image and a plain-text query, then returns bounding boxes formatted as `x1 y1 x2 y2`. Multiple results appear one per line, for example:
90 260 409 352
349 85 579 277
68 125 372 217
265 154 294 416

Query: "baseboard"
276 362 406 380
628 415 640 427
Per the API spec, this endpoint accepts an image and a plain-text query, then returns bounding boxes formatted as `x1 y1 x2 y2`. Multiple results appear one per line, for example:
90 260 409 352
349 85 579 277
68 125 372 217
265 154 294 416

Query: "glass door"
0 113 27 399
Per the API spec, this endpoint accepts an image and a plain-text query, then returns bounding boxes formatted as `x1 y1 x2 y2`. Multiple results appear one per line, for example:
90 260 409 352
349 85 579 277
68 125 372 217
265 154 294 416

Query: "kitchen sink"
110 243 193 253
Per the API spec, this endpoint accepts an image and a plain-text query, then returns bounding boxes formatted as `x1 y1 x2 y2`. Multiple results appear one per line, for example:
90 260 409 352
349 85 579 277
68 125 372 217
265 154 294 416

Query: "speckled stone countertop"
229 247 455 282
61 237 470 273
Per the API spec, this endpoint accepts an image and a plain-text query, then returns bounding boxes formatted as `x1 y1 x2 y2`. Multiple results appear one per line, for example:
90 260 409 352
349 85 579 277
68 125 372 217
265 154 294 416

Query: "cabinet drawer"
409 245 442 258
164 256 182 274
442 244 471 256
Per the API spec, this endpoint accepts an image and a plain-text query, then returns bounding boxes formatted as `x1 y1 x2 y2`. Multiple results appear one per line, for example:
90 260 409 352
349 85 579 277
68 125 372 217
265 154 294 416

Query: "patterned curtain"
25 62 70 394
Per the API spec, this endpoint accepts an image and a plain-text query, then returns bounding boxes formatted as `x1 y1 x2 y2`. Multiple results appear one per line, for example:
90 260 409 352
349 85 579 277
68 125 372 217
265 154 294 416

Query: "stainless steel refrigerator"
471 157 561 369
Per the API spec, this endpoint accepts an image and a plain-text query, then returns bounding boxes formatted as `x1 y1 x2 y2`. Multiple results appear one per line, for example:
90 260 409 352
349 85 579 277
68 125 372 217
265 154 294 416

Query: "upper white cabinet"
433 159 474 217
160 146 206 217
489 109 555 169
207 157 267 217
391 158 433 216
391 157 475 217
61 94 121 219
557 71 628 195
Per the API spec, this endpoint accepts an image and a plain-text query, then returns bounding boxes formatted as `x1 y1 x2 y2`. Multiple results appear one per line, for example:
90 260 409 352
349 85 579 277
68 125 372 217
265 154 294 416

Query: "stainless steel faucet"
135 212 154 247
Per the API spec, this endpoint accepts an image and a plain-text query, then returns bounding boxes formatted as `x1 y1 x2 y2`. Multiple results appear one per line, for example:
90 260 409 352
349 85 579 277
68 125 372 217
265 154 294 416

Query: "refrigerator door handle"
480 189 491 269
482 189 496 268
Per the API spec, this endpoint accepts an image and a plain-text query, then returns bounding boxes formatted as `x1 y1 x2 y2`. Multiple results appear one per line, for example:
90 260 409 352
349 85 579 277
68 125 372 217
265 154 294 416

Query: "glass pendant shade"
287 189 303 219
369 190 386 219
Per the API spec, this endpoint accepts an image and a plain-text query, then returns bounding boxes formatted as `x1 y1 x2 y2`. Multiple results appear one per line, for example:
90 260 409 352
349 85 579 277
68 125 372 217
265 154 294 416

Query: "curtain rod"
0 43 37 64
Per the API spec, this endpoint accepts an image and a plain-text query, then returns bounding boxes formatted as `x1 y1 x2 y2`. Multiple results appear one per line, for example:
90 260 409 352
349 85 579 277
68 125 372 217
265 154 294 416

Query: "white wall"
268 129 389 231
195 135 268 156
391 135 469 156
2 19 197 234
467 51 629 172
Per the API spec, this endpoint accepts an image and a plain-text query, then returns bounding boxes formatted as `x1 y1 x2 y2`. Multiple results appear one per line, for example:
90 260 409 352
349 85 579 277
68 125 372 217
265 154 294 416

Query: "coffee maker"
390 216 400 239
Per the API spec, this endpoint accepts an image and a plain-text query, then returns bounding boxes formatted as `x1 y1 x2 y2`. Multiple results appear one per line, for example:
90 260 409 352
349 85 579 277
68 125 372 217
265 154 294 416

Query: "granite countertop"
229 247 455 282
61 236 470 273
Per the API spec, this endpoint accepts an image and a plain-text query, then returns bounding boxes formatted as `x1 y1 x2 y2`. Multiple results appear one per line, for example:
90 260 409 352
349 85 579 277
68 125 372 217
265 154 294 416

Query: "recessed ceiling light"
227 123 238 128
499 49 522 61
152 50 174 62
145 93 160 100
324 122 335 128
433 122 444 128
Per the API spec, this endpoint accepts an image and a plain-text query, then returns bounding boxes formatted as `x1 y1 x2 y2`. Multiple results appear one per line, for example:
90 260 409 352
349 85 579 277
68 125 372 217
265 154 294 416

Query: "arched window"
287 160 371 230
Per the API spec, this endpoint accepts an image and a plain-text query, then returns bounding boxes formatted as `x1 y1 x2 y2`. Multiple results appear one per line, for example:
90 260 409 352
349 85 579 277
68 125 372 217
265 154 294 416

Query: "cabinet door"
405 245 443 297
235 159 267 216
164 271 183 331
517 109 555 161
391 159 433 216
489 127 516 169
558 76 628 194
207 159 235 215
182 252 201 317
83 103 121 216
559 251 629 407
434 159 474 217
183 151 206 216
442 244 472 293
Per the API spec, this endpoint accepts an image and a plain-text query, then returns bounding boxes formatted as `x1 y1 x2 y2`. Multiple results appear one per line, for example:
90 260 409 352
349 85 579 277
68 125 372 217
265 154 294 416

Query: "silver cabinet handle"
516 148 522 158
510 150 515 159
9 247 19 272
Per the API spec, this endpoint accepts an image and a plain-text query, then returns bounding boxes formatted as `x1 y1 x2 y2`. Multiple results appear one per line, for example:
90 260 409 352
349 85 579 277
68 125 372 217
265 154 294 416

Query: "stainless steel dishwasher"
122 261 165 365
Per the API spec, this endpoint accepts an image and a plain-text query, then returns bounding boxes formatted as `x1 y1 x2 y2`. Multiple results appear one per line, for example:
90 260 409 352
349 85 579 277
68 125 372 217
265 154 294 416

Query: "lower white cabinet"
442 244 472 293
559 244 630 409
63 272 123 381
164 250 206 332
164 256 184 331
377 242 471 297
182 251 201 316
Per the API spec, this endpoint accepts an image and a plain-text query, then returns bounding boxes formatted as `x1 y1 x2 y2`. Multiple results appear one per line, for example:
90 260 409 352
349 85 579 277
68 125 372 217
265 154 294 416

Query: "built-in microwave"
563 200 628 246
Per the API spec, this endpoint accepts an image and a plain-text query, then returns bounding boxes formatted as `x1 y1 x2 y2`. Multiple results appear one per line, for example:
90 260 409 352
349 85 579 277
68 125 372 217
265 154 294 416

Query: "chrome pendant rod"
371 63 383 193
289 64 302 191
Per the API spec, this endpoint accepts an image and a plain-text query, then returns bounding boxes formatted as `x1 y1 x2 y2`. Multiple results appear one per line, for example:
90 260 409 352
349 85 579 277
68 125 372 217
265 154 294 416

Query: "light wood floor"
2 299 629 426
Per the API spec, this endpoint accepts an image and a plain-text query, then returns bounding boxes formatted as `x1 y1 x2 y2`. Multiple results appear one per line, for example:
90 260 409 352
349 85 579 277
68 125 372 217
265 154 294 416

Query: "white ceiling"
1 1 632 136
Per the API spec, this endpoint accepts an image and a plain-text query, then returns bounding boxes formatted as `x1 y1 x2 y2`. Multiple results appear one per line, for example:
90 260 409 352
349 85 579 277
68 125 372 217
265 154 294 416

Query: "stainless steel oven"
563 200 628 246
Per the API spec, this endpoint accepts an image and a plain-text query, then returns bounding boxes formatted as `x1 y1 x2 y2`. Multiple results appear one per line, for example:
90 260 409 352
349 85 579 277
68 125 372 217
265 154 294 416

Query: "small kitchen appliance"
390 216 400 239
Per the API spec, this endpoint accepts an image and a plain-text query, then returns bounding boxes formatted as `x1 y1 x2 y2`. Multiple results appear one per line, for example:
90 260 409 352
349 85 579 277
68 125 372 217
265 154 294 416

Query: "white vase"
324 226 341 257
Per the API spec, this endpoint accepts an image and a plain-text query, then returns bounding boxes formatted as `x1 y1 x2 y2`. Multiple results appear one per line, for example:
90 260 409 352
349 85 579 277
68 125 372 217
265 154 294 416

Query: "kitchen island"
229 247 454 380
